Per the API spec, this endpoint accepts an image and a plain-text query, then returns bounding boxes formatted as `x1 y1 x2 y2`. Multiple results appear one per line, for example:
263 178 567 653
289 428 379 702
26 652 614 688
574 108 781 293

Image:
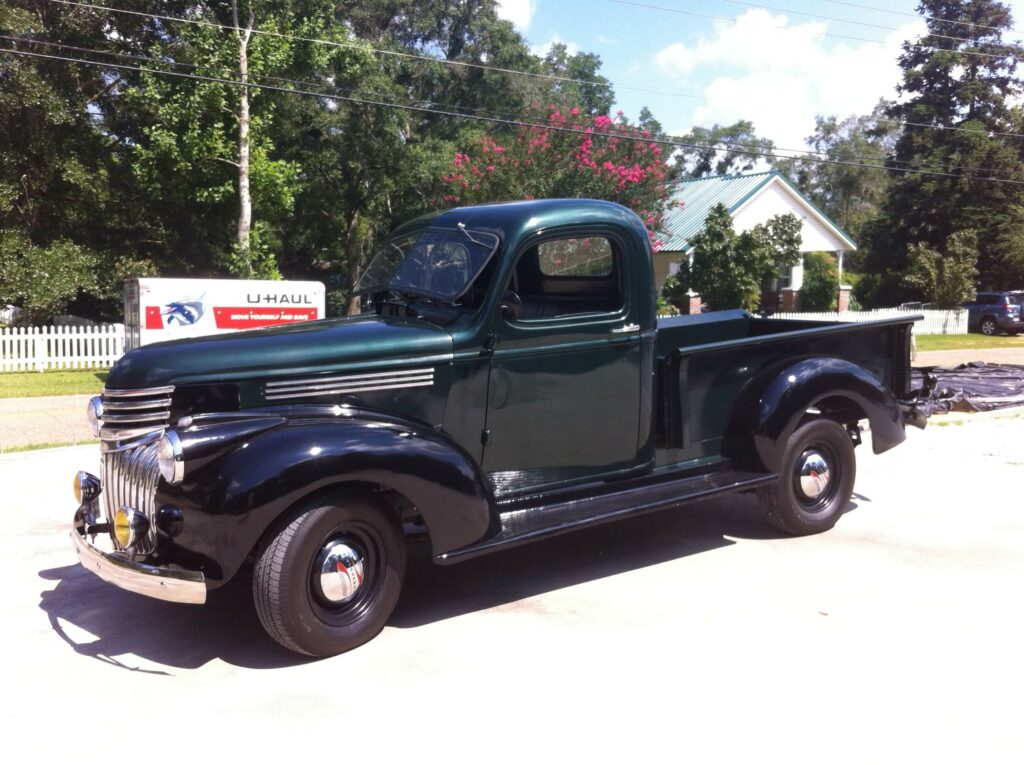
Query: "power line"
717 0 1024 52
5 45 1024 186
611 0 1021 61
42 0 1024 142
6 33 1020 176
42 0 711 103
822 0 1024 37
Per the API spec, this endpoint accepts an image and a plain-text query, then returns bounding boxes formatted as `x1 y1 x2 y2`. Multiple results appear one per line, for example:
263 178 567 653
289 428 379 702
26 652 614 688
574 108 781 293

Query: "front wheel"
757 419 856 536
254 494 406 657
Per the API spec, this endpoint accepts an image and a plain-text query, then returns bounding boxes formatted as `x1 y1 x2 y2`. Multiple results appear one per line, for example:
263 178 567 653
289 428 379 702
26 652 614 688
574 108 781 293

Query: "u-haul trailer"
124 278 326 350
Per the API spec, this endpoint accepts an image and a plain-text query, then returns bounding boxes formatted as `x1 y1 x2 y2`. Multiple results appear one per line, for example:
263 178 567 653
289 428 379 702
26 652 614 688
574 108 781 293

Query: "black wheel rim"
306 520 386 627
791 443 839 514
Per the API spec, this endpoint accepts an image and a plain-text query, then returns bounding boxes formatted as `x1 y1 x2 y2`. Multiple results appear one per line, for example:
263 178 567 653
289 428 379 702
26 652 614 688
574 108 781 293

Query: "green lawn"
916 334 1024 352
0 369 109 398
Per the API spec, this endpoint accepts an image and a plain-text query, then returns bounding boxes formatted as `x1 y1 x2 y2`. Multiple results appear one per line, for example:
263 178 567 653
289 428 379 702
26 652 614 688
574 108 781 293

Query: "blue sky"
496 0 1024 150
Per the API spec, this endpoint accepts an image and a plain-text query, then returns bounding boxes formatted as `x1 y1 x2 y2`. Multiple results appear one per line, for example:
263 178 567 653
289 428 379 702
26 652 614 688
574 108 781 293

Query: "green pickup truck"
71 199 923 656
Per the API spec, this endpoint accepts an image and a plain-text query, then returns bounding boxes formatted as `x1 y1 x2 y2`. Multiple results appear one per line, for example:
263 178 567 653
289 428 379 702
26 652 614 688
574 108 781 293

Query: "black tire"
980 317 999 336
253 494 406 657
757 419 856 536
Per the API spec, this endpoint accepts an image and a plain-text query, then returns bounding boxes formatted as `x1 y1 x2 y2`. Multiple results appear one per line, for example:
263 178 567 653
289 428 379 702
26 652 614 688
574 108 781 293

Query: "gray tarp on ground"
911 362 1024 415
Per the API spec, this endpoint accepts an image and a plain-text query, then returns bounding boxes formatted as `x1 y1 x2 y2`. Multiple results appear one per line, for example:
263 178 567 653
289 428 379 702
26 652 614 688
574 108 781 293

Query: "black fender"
157 407 497 586
723 356 905 474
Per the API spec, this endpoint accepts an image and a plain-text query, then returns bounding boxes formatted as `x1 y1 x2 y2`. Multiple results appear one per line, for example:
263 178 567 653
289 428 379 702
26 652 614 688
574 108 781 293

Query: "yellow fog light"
73 471 101 505
113 507 149 549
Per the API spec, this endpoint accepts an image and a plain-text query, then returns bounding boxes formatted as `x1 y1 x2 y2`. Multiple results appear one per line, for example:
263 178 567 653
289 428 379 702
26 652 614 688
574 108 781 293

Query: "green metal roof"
659 170 856 253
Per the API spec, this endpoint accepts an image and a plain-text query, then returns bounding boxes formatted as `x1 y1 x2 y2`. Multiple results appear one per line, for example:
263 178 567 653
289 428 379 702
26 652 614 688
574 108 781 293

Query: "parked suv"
964 291 1023 335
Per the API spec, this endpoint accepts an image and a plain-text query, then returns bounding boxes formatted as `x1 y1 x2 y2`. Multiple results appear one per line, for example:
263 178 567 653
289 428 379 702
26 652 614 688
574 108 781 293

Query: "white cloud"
496 0 537 31
654 9 926 149
530 33 580 58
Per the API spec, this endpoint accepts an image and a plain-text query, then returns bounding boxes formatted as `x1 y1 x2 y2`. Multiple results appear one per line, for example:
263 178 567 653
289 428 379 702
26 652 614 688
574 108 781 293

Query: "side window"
538 237 614 277
512 235 625 320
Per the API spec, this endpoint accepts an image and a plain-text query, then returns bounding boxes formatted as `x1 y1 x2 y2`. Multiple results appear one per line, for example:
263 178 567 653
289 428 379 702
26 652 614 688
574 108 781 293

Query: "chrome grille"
101 439 161 554
100 385 174 447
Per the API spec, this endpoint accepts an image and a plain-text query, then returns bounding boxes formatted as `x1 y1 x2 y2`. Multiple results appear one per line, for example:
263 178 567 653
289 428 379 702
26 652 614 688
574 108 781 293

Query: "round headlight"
86 396 103 438
157 431 184 484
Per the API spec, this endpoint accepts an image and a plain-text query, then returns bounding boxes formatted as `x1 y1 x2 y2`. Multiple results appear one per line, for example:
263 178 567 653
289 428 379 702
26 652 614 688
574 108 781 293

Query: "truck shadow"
37 493 860 670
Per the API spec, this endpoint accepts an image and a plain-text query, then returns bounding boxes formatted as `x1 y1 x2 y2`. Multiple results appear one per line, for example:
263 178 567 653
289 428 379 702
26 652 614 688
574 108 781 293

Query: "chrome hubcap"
798 450 831 499
315 538 366 604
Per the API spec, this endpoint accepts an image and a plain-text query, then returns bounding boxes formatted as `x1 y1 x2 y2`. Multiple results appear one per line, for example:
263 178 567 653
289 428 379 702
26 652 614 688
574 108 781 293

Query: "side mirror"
499 290 523 321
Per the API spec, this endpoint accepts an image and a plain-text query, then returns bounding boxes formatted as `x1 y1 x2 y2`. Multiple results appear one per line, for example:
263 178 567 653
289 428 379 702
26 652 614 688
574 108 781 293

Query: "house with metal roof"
655 170 857 311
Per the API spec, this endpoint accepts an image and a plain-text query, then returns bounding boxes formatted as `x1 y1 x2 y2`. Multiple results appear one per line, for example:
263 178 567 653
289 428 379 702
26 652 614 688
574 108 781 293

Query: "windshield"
354 227 500 302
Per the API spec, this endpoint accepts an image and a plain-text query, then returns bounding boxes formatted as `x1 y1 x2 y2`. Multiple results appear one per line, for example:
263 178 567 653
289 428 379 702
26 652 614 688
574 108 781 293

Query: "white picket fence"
771 308 968 335
0 324 126 372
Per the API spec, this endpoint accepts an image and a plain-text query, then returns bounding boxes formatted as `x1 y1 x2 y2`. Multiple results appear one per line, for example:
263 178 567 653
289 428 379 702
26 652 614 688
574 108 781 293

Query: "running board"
436 468 775 564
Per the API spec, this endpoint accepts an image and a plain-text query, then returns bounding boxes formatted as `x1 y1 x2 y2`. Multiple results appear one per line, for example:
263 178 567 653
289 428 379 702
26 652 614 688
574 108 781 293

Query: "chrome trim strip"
103 386 176 397
100 412 172 424
264 367 435 401
71 529 207 604
265 378 434 401
101 397 173 411
266 373 434 394
265 367 435 390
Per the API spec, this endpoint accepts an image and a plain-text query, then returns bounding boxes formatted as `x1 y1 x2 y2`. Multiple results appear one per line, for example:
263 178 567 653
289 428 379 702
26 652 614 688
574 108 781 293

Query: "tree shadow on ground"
38 492 862 670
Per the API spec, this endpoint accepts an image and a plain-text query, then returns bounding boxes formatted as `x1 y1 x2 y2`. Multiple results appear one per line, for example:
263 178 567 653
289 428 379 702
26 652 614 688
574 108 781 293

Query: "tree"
862 0 1024 302
903 230 979 308
440 108 675 248
800 252 841 311
0 230 96 323
665 204 802 311
673 120 775 178
779 101 898 250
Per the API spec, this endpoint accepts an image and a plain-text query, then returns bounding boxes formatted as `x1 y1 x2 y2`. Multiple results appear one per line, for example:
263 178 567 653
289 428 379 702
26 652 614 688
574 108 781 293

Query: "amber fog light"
113 507 149 548
73 471 101 504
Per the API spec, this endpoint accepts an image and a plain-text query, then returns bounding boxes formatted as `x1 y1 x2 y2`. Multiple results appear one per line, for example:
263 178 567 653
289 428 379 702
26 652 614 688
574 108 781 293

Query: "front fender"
158 408 496 586
724 356 905 473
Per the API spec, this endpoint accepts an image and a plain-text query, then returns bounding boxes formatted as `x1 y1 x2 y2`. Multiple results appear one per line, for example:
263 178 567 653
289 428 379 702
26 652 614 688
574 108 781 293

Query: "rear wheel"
254 494 406 657
757 419 856 535
980 317 999 336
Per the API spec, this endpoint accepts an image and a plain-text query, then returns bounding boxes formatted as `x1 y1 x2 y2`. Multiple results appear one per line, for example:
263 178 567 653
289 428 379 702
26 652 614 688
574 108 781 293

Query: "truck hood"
106 314 454 389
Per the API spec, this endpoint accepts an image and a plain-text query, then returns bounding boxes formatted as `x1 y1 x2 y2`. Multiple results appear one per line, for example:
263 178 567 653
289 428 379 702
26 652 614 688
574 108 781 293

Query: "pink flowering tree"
440 107 676 251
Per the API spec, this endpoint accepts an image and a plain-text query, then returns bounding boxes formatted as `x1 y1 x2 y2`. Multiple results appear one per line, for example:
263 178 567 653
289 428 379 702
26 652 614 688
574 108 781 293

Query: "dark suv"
964 291 1023 335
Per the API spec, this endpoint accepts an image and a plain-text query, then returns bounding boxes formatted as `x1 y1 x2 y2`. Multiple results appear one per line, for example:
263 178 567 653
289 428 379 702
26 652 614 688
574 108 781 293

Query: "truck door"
482 230 642 494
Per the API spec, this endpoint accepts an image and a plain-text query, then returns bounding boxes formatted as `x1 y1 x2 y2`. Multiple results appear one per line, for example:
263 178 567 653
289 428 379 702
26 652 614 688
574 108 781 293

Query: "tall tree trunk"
233 1 254 262
346 208 363 314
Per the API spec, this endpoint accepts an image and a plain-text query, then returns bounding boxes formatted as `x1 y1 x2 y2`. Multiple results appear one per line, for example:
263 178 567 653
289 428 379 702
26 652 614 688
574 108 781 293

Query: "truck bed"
653 309 915 468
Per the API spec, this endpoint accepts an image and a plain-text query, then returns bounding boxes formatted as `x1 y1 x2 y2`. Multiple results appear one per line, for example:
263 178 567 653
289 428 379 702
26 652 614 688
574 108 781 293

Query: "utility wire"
823 0 1024 37
42 0 1024 141
41 0 710 102
4 45 1024 186
717 0 1024 53
5 33 1018 176
611 0 1020 60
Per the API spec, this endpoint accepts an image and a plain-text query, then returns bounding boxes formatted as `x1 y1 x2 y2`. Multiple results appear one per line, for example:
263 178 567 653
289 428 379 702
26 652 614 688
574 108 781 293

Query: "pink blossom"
570 107 580 116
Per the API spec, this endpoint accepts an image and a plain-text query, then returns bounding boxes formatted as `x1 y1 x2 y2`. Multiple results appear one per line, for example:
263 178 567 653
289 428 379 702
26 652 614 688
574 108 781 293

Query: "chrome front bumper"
71 526 207 605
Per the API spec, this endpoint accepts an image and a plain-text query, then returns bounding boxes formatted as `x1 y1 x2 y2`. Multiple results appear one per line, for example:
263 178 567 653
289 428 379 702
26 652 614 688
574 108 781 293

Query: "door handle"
611 323 640 334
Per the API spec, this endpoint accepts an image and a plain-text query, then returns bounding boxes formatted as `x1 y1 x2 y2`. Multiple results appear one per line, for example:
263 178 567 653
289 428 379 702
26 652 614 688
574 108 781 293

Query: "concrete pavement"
3 416 1023 763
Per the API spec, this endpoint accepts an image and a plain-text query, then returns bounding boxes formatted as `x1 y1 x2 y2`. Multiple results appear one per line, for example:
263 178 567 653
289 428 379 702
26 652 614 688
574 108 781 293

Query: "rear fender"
723 357 905 473
158 408 496 585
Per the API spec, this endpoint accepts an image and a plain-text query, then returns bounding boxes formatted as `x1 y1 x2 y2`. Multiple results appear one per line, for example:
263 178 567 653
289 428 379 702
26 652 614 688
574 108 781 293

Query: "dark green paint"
106 199 914 499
